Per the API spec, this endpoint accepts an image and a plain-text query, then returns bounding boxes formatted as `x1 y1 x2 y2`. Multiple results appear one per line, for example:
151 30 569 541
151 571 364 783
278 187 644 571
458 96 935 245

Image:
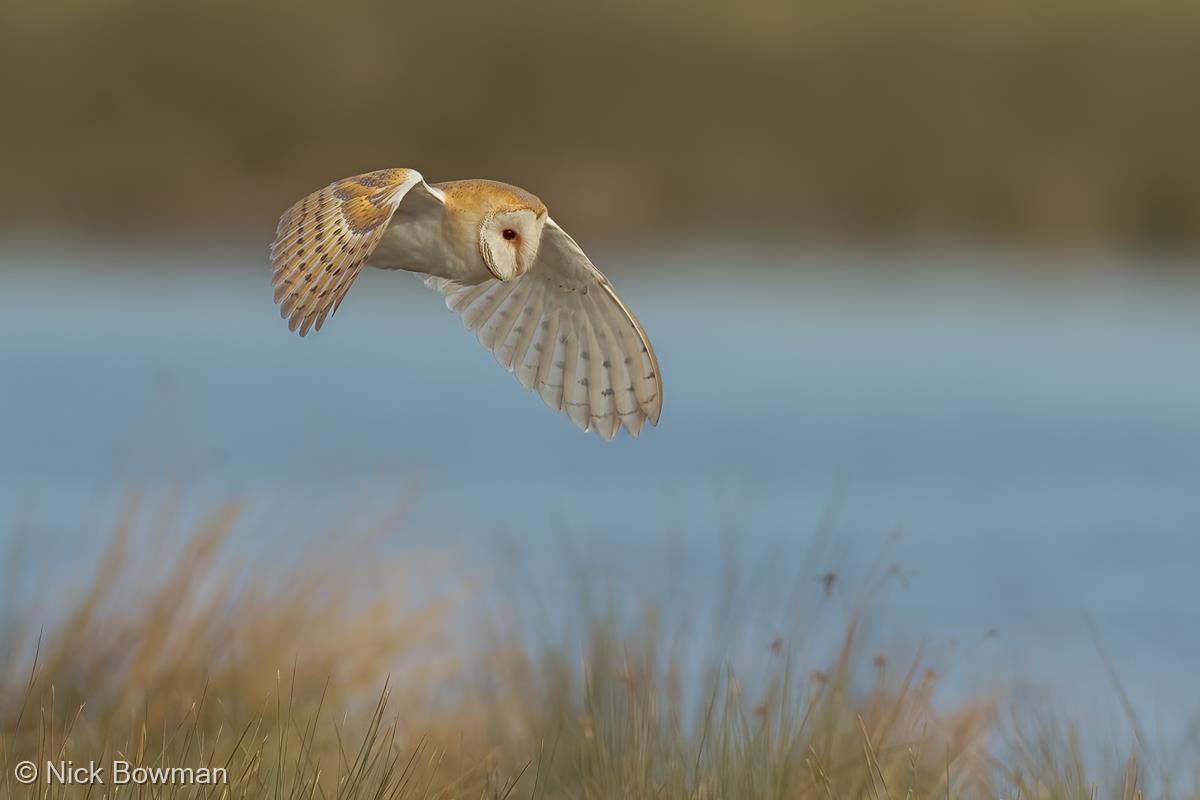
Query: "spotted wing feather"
423 220 662 439
270 168 424 336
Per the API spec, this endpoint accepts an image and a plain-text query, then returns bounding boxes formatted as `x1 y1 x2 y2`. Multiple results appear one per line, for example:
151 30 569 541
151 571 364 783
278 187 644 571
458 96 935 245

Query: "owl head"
479 206 547 281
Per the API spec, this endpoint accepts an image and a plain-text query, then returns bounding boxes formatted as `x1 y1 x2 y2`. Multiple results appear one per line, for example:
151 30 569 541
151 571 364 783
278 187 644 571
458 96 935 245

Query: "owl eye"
502 228 518 241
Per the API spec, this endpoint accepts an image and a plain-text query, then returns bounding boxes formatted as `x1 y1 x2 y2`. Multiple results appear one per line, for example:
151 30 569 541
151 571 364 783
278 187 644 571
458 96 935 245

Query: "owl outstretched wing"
270 168 432 336
423 220 662 439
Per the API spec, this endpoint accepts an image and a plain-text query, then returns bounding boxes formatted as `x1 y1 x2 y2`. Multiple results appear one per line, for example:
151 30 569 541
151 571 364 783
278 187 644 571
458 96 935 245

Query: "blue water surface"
1 243 1198 737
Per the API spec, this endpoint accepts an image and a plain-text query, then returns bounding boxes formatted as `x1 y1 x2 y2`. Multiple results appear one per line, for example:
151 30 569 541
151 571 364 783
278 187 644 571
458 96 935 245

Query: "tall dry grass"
0 491 1194 798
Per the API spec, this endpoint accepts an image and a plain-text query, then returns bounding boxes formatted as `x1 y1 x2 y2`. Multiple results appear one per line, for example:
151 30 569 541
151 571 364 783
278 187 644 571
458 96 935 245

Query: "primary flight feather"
269 168 662 439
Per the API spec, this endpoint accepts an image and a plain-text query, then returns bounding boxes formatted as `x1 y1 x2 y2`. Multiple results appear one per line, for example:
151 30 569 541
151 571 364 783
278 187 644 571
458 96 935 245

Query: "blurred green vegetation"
2 0 1200 248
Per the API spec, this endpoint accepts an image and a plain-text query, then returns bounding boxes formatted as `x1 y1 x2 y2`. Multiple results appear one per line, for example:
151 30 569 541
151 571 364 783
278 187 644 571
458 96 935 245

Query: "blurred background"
4 0 1200 247
2 0 1199 760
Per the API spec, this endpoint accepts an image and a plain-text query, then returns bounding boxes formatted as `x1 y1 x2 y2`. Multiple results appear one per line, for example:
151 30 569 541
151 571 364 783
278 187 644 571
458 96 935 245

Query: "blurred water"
2 244 1199 734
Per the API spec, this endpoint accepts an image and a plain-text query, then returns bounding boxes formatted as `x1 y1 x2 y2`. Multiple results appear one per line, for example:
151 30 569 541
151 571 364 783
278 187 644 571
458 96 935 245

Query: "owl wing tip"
270 168 428 337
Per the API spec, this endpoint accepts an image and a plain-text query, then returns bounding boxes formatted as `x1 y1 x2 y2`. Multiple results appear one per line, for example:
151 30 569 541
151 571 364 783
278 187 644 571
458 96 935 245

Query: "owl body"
270 169 662 439
370 178 548 283
371 198 472 279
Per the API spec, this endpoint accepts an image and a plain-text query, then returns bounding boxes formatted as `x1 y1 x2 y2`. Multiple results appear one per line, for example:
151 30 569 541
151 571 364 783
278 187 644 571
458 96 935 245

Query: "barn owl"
269 168 662 439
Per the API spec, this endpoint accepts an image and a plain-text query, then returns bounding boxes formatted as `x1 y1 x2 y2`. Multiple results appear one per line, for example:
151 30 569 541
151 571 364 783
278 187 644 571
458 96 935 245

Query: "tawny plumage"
269 168 662 439
270 169 424 336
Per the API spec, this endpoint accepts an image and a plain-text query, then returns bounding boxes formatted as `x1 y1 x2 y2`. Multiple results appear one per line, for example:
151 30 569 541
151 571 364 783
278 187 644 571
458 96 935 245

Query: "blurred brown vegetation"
2 0 1200 249
2 492 1195 798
